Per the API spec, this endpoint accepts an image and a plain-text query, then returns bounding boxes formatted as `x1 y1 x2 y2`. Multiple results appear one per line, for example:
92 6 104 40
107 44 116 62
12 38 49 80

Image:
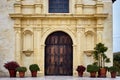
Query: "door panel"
45 31 73 75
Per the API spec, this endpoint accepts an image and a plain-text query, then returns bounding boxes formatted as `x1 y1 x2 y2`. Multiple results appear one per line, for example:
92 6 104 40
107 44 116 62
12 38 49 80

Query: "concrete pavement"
0 76 120 80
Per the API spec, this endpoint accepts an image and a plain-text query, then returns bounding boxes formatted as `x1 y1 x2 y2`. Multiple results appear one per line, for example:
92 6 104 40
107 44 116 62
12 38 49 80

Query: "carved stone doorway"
45 31 73 75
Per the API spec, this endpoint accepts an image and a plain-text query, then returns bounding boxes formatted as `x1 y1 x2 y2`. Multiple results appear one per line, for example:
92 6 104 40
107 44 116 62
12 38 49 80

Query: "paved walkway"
0 76 120 80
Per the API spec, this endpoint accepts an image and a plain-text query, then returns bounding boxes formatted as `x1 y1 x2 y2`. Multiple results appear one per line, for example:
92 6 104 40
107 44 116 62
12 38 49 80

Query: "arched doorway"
45 31 73 75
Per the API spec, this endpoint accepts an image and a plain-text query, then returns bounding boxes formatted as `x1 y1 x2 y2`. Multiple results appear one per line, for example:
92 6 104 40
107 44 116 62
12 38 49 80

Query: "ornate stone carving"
7 0 112 77
84 50 93 57
23 30 33 35
22 50 33 56
85 30 95 36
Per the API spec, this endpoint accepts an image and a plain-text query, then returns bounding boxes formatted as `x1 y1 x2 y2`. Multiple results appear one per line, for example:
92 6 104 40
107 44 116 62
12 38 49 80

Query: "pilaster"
77 0 82 3
33 28 42 64
73 44 77 76
96 1 103 13
14 2 22 13
96 27 103 43
76 28 81 64
15 28 22 65
35 4 43 14
96 17 104 43
33 28 44 75
75 4 83 14
41 44 45 76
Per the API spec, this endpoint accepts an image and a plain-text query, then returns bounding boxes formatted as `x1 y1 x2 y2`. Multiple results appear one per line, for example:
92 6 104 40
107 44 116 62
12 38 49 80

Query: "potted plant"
4 61 20 77
29 64 40 77
108 66 117 78
92 43 110 77
76 65 86 77
16 67 27 77
87 64 99 77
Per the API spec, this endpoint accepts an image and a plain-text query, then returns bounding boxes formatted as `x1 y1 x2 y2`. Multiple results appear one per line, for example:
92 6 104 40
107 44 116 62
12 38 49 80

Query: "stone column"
41 44 45 76
33 27 44 76
14 18 22 65
96 1 103 14
35 0 43 14
73 45 77 76
35 4 42 14
75 0 83 14
14 1 22 13
77 19 85 63
73 28 81 76
15 28 22 65
77 27 85 64
76 28 81 64
96 28 103 43
33 28 38 63
36 0 42 3
96 18 103 43
77 0 82 3
34 28 43 70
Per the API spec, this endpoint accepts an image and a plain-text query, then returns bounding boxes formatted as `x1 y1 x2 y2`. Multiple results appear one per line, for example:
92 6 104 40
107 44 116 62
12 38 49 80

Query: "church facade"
0 0 113 76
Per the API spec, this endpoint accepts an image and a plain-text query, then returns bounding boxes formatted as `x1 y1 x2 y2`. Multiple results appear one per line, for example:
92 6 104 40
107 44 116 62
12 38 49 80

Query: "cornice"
9 13 108 19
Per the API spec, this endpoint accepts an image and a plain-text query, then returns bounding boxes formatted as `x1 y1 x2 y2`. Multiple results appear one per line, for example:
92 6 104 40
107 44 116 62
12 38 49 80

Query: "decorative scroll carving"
23 30 33 35
85 30 95 36
84 50 93 57
22 50 33 56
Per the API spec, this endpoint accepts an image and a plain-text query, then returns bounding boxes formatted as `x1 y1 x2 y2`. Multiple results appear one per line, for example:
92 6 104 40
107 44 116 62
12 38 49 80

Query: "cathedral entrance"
45 31 73 75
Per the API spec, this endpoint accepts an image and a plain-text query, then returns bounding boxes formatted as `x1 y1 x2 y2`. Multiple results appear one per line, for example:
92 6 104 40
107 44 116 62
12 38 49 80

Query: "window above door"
49 0 69 13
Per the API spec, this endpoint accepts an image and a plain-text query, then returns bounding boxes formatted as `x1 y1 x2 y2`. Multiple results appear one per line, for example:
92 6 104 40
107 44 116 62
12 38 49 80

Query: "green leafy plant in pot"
92 43 110 77
87 64 99 77
108 66 118 78
16 66 27 77
4 61 20 77
29 64 40 77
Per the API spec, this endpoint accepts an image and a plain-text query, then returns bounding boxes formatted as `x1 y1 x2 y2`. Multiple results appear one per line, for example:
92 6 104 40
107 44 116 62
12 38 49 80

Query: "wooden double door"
45 31 73 75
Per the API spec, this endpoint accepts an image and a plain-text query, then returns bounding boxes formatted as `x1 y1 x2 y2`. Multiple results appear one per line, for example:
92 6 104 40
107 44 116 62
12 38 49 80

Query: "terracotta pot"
90 72 96 77
19 72 25 77
31 71 37 77
8 69 16 77
110 72 116 78
98 68 107 77
78 72 83 77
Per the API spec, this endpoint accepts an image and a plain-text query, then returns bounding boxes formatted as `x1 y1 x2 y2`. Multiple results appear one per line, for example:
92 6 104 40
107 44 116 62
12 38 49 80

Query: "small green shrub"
87 64 99 72
29 64 40 71
108 66 117 72
16 67 27 72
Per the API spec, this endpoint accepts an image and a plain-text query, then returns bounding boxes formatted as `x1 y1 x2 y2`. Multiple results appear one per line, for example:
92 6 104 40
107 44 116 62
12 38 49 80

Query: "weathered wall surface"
0 0 15 76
